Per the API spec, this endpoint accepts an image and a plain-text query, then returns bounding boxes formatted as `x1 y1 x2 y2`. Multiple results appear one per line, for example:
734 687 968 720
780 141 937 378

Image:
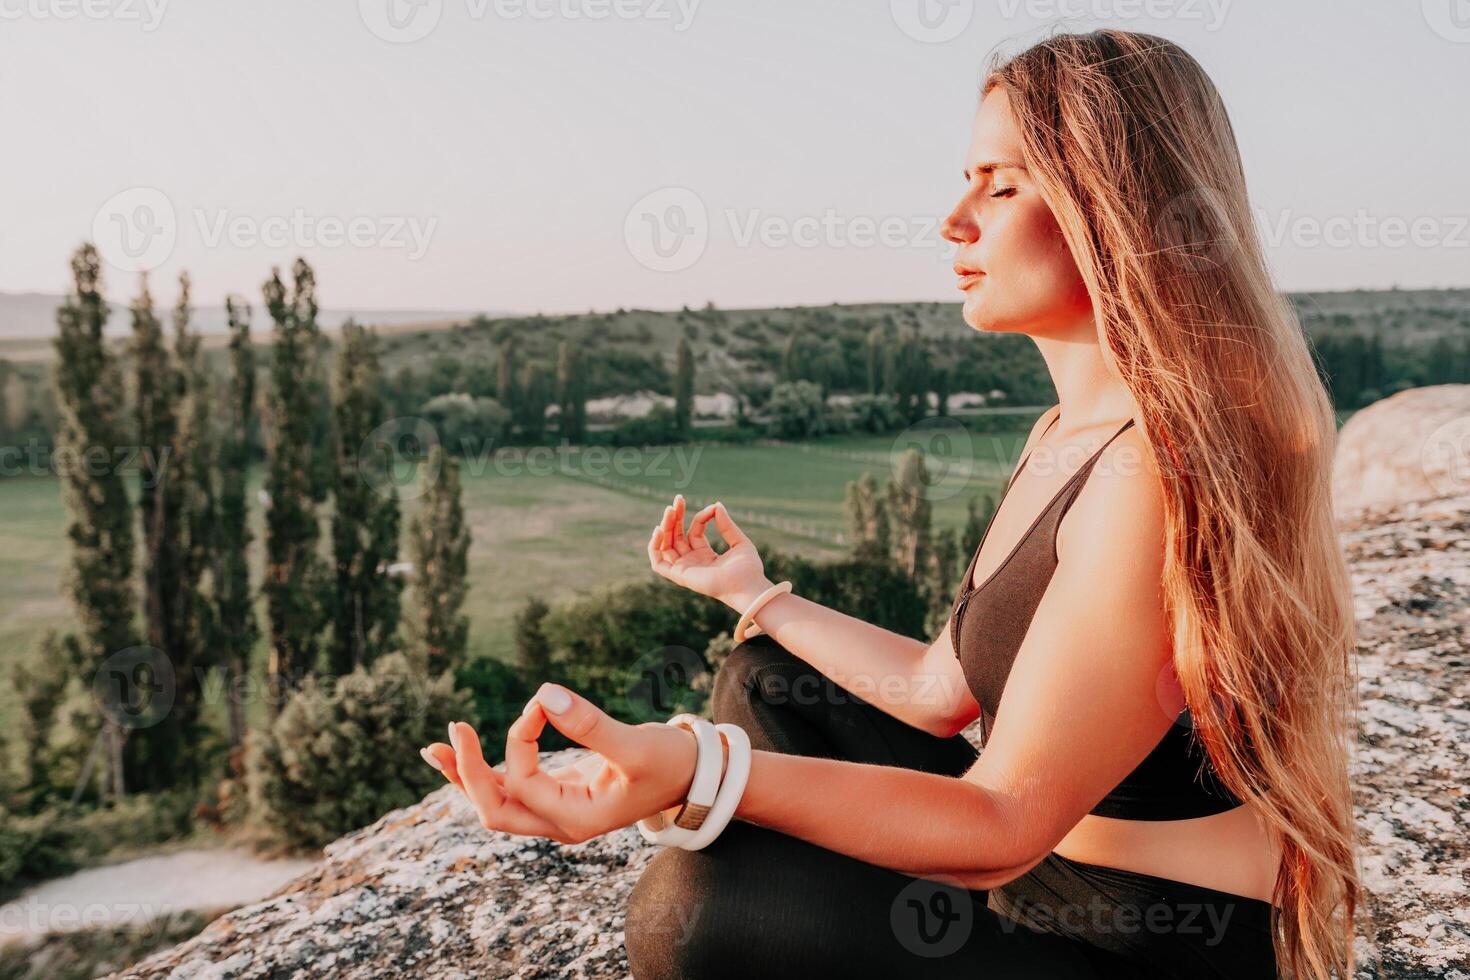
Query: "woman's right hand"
647 495 773 612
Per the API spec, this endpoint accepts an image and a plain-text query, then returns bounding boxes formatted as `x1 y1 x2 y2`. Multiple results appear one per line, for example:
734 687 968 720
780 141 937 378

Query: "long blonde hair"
985 30 1361 979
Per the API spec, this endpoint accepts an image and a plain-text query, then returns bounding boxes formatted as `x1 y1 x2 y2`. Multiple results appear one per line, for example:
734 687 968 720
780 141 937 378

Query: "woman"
421 29 1361 980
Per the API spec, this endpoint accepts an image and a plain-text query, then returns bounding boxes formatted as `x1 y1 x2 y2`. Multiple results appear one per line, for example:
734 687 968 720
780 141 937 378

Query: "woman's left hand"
420 683 706 845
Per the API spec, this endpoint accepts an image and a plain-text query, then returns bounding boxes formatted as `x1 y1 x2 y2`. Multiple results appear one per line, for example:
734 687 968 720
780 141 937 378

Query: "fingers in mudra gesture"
647 494 771 609
420 684 703 846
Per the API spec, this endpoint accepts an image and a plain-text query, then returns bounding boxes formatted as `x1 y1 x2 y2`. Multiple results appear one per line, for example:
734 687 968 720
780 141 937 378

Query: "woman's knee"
709 636 814 725
624 846 732 980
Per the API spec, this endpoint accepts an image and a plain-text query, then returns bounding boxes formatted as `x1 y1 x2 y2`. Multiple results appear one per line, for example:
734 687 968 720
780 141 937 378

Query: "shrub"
848 393 904 434
609 404 680 446
0 791 197 896
0 807 81 893
418 393 511 454
456 657 533 765
766 380 827 438
248 652 474 848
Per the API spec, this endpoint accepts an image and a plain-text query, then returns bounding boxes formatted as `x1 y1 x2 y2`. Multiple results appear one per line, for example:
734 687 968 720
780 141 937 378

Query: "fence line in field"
755 438 1017 487
559 469 848 548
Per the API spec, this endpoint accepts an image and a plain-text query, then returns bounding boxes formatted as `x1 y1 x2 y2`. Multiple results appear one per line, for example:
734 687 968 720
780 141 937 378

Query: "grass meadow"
0 418 1040 723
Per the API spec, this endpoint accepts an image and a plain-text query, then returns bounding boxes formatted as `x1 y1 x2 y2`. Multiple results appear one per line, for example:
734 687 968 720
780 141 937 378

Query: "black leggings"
623 637 1278 980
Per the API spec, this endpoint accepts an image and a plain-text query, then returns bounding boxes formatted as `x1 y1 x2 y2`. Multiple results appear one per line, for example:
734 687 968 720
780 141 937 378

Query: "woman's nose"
941 205 977 246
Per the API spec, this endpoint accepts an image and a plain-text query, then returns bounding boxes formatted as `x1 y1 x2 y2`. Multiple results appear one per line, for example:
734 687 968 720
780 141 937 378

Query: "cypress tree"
329 321 403 675
885 449 933 579
674 334 695 438
518 361 551 443
513 596 552 682
128 272 215 787
261 259 330 706
556 341 587 443
866 327 885 395
843 472 891 562
132 274 182 694
496 339 518 427
932 364 950 418
407 445 471 673
961 493 993 559
215 295 259 755
52 243 137 800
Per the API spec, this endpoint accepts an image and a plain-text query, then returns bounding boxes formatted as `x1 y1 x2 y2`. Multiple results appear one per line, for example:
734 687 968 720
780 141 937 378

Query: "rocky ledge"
110 497 1470 979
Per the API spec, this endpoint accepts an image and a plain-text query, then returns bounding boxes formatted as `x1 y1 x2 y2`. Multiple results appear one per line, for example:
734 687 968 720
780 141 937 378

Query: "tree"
844 472 890 561
261 259 331 707
933 364 951 418
132 274 184 704
419 393 511 452
248 652 473 848
885 449 933 579
866 326 886 394
496 339 519 424
556 341 587 442
214 295 259 757
673 334 695 438
518 361 551 443
148 272 216 787
513 596 552 682
767 380 826 438
51 243 137 800
329 321 403 676
407 446 471 672
961 493 994 559
925 527 961 635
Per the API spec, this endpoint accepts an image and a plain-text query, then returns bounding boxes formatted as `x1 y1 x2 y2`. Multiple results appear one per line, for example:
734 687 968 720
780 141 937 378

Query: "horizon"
1 2 1466 312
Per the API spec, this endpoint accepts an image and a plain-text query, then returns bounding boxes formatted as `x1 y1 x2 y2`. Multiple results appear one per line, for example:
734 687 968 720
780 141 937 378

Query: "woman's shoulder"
1055 417 1165 564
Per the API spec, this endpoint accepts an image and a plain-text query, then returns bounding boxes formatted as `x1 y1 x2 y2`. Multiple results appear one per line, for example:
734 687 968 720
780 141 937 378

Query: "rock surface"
109 499 1470 979
1332 384 1470 518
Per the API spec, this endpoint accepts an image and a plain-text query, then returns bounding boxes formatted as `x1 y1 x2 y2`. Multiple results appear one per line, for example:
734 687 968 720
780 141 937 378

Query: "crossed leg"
623 637 1129 980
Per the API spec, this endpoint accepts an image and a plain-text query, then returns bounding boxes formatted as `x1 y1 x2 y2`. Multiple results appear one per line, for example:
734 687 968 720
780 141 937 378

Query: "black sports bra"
951 409 1243 821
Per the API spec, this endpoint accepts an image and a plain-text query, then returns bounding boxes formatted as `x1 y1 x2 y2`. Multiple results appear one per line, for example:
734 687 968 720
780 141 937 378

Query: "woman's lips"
955 271 984 290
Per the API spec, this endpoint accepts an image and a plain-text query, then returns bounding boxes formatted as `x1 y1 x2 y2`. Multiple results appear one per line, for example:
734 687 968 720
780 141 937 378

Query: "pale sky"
2 0 1466 314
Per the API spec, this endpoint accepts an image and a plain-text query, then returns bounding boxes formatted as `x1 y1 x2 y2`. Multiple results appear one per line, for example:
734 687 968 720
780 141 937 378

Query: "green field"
0 419 1040 716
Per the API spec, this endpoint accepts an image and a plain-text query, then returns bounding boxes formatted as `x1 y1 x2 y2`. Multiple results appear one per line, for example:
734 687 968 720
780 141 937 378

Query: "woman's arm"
649 497 978 738
730 590 979 739
650 405 1062 739
426 421 1177 892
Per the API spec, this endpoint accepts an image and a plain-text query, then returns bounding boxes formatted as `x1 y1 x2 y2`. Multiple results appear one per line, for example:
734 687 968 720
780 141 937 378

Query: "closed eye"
990 186 1017 198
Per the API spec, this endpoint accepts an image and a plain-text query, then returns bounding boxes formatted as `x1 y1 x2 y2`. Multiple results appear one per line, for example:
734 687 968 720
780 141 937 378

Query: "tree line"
3 246 479 862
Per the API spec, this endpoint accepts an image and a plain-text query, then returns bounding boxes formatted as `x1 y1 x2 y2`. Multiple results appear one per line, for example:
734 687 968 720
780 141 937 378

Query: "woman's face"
942 87 1094 337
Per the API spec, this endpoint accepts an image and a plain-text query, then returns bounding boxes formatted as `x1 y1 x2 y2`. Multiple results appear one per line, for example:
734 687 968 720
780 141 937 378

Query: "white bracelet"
732 581 792 643
636 714 722 847
678 723 751 850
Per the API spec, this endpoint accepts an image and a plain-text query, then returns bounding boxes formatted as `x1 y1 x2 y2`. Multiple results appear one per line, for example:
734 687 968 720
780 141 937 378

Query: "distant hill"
0 291 491 342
